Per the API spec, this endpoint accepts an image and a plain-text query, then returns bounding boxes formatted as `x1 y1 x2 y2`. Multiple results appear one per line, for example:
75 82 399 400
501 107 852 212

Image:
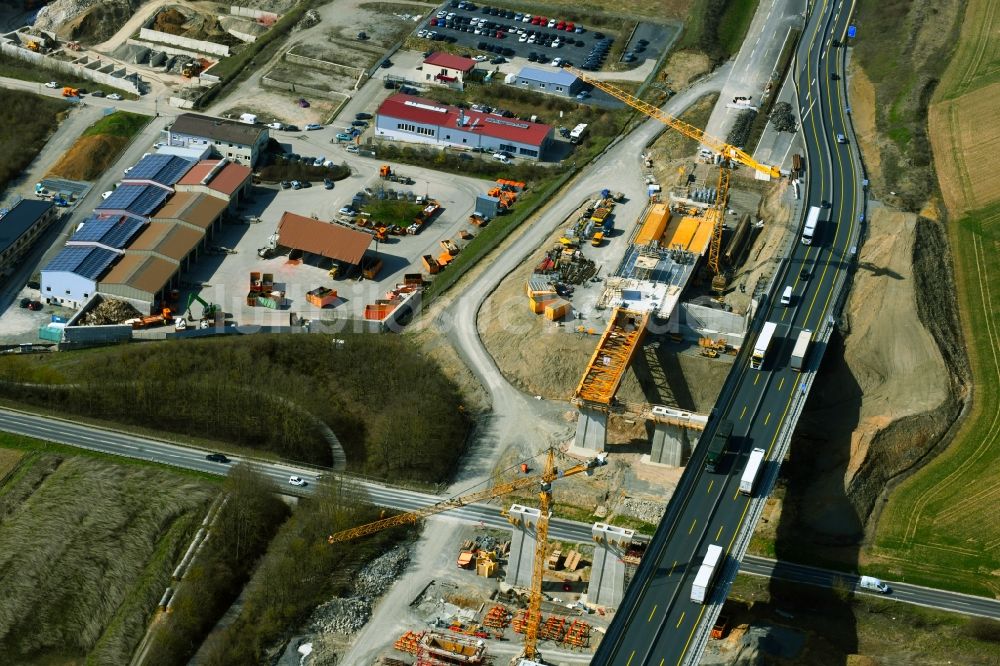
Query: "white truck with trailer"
802 205 820 245
790 329 812 371
740 448 766 495
751 321 778 370
691 544 724 604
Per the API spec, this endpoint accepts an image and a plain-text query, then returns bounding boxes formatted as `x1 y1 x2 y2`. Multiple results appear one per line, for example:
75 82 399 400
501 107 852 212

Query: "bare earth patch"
847 65 882 193
662 50 713 90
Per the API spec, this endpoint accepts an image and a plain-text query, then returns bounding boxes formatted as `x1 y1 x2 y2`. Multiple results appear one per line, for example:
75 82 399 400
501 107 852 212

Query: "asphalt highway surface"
590 0 867 663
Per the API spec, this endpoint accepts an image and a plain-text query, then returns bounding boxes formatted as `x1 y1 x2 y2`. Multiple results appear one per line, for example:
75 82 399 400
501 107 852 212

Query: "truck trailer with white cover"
740 448 766 495
802 206 820 245
691 544 724 604
751 321 778 369
790 329 812 371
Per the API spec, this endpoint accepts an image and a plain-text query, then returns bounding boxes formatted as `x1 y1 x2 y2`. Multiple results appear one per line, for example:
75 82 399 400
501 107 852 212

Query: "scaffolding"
574 308 651 407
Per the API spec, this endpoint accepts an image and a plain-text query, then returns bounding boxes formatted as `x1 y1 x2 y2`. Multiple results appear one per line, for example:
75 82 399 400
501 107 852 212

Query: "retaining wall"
0 42 142 94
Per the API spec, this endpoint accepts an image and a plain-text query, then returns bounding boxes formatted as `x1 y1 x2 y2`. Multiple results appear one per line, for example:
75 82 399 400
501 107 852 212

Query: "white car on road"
44 81 58 88
288 476 307 487
108 93 123 100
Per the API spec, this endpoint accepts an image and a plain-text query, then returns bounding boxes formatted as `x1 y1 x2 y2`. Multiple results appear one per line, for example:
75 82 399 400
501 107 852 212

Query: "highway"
5 404 1000 629
591 0 865 664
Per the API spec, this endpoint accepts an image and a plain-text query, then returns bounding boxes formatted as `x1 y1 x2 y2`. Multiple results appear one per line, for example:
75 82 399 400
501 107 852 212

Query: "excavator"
327 448 609 661
184 292 220 320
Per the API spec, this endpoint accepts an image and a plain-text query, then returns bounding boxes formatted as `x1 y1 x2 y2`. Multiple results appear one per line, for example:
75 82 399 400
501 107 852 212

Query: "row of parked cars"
457 2 588 34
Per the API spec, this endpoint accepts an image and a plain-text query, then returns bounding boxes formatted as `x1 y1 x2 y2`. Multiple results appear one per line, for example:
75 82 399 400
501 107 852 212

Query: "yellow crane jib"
565 67 781 180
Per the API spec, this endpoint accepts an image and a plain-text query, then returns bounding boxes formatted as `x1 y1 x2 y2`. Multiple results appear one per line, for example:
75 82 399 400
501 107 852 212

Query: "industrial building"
166 113 270 167
422 52 477 90
40 149 232 312
0 199 57 278
375 94 553 160
174 159 252 210
512 66 583 98
276 212 373 273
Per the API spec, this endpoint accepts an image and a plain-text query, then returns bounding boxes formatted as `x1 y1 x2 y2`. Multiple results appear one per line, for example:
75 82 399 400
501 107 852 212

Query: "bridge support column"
505 504 541 590
649 422 699 466
587 523 634 609
573 407 607 452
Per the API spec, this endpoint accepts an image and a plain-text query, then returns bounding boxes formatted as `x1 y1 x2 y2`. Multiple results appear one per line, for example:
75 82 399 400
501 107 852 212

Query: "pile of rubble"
619 497 666 524
33 0 138 41
78 298 142 326
306 546 410 636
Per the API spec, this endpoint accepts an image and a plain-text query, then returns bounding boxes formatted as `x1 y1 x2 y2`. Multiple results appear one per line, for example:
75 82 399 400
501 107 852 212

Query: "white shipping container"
690 544 723 604
740 448 766 495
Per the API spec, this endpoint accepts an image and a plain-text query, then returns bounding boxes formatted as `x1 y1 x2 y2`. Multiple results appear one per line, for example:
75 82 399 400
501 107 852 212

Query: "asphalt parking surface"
620 22 677 66
417 2 618 70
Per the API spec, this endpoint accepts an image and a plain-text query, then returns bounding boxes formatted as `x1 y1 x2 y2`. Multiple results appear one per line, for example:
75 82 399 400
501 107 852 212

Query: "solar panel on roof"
42 246 118 279
126 154 194 185
71 216 145 248
99 185 144 210
130 187 169 216
98 185 168 217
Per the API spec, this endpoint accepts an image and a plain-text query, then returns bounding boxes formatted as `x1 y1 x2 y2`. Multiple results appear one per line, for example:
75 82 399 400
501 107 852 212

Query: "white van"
492 153 510 164
780 285 793 306
859 576 891 594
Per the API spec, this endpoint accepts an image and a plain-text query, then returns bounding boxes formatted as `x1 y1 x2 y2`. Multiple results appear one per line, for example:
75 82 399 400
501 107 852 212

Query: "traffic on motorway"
592 1 867 663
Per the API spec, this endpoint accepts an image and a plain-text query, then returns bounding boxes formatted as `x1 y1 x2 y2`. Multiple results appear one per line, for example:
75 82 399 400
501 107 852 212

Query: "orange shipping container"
529 296 556 314
636 203 670 245
544 299 570 320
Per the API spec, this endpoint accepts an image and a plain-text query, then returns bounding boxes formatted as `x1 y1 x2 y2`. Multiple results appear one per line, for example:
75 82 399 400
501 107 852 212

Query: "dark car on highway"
206 453 230 463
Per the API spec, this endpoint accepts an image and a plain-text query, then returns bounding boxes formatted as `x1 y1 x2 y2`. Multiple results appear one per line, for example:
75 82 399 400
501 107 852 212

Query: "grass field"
717 0 760 56
927 0 1000 216
48 110 150 181
364 198 424 227
0 438 215 664
871 0 1000 596
487 0 691 22
651 92 718 161
0 90 68 192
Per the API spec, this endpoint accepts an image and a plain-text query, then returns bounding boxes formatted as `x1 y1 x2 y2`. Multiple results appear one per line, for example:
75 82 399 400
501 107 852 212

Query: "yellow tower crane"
565 67 781 290
327 449 609 660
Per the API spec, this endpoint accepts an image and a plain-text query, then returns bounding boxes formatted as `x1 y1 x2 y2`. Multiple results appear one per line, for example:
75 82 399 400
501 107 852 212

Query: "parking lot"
186 148 497 326
416 1 619 70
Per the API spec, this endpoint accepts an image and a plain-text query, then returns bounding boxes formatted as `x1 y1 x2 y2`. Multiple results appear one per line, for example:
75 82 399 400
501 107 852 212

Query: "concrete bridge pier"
505 504 542 590
587 523 635 609
573 406 608 452
649 422 698 466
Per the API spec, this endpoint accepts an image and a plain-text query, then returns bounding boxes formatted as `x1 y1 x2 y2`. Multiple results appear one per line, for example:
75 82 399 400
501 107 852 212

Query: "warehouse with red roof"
375 93 552 160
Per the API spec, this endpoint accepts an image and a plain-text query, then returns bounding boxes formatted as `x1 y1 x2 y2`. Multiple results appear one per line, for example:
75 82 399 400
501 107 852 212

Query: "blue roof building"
513 67 583 97
41 246 121 308
67 214 146 251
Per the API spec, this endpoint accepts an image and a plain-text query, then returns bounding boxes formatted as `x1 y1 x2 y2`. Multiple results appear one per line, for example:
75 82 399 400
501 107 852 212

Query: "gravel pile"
619 497 666 524
79 299 141 325
306 546 409 636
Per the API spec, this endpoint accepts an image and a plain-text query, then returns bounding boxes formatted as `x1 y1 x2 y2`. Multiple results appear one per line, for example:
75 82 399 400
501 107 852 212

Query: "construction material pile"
619 497 666 524
79 298 142 326
306 546 409 636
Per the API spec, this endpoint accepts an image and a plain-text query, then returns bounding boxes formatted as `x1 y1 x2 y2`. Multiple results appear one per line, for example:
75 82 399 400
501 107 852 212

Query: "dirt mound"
47 134 127 181
789 210 965 543
34 0 140 42
152 7 186 35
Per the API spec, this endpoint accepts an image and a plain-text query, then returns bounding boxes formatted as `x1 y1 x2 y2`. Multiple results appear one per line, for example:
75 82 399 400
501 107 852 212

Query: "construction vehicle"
184 292 220 319
129 308 173 329
61 87 79 98
26 40 39 52
327 448 609 660
566 67 780 292
590 231 604 247
711 615 730 639
181 60 202 78
440 239 460 256
378 164 392 178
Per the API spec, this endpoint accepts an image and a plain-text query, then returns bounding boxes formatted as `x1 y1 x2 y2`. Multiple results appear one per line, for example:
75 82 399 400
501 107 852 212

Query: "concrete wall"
230 6 280 22
674 302 749 348
285 51 364 81
0 41 142 94
260 74 352 104
139 23 230 57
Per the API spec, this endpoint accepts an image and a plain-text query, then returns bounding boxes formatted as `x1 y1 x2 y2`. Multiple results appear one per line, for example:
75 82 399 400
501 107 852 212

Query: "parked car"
101 190 114 199
291 180 302 190
107 93 123 100
285 124 300 132
380 59 393 68
288 476 307 487
346 145 360 153
576 91 590 100
336 132 353 141
339 206 356 216
19 297 30 308
27 301 43 311
206 453 230 463
355 112 372 120
90 90 105 97
324 178 334 189
298 97 310 107
351 120 368 127
305 123 323 130
280 180 292 189
44 81 58 88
